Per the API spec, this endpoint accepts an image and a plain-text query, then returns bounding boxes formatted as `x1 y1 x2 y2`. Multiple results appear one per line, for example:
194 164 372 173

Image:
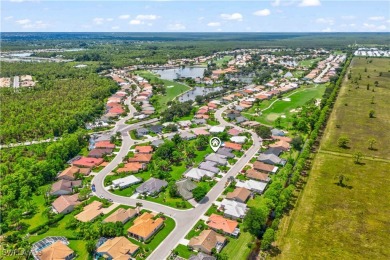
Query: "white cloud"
363 23 387 31
341 15 355 20
106 18 114 22
111 26 120 30
135 14 159 20
322 27 332 32
10 0 40 2
93 18 104 25
4 16 14 20
207 22 221 27
168 23 186 31
118 14 130 19
271 0 281 7
369 16 385 21
316 18 334 25
198 17 205 21
253 9 271 16
299 0 321 7
220 13 243 21
16 19 31 25
349 23 356 27
129 19 142 25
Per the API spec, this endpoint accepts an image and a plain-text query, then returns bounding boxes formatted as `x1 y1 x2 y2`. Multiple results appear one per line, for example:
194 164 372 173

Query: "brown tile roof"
95 141 116 149
50 179 82 194
207 214 238 234
117 162 144 173
128 154 152 163
135 146 153 154
271 135 292 143
37 240 74 260
52 194 80 214
193 129 210 136
88 148 113 158
127 212 163 239
228 128 242 136
75 201 103 222
189 229 226 253
224 142 242 151
103 208 138 223
269 140 290 150
226 187 251 202
57 166 80 180
246 169 270 182
96 236 139 258
72 157 104 168
253 161 276 173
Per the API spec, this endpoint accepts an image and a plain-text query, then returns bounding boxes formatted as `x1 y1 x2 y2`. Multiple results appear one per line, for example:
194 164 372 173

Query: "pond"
152 66 206 80
178 86 224 102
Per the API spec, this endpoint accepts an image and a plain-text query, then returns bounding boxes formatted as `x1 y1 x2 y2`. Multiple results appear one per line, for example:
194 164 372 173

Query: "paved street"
91 102 262 260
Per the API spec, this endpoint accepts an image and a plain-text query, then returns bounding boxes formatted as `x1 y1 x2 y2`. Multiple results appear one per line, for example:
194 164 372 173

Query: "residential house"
193 129 210 136
272 135 292 143
117 162 145 173
128 154 152 163
235 116 248 124
103 208 138 224
230 136 247 144
151 139 164 148
253 161 279 174
188 229 226 254
176 179 197 200
209 126 225 134
271 128 285 136
112 175 142 189
136 128 149 137
50 179 82 196
205 153 227 166
57 166 90 180
149 125 163 134
135 146 153 154
216 148 235 159
189 252 216 260
75 201 103 222
236 180 268 194
207 214 239 237
246 169 270 183
179 131 197 140
192 119 206 125
96 236 139 259
219 199 248 219
127 213 164 241
136 178 167 195
269 140 290 151
223 142 242 151
184 167 215 181
95 141 116 149
72 157 104 168
225 187 251 203
199 161 220 174
257 154 286 165
52 194 80 214
88 148 113 158
35 240 74 260
263 147 283 156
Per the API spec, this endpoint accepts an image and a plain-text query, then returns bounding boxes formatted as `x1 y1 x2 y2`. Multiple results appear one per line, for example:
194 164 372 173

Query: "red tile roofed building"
270 140 290 151
228 128 242 136
255 94 270 100
197 109 208 115
243 89 254 94
106 102 122 108
207 214 239 236
208 102 218 109
272 136 292 143
108 107 125 115
95 141 116 149
195 114 210 119
253 161 278 173
128 154 152 163
117 162 145 173
72 157 104 168
135 146 153 154
223 142 242 151
193 129 210 136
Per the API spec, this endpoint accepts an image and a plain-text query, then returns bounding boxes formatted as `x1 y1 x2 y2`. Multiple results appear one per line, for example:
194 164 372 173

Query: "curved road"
91 101 262 260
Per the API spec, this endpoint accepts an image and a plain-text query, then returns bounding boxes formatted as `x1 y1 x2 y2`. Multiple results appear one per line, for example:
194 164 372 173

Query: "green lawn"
174 244 194 259
145 189 193 209
214 55 234 67
22 193 49 232
205 205 221 216
185 220 207 239
298 57 322 68
69 240 91 260
145 217 176 252
222 231 254 260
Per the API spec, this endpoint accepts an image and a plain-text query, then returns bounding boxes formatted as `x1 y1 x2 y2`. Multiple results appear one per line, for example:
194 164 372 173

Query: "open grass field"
298 57 322 68
321 57 390 159
274 57 390 260
215 55 234 67
243 84 326 127
22 193 49 232
222 230 254 260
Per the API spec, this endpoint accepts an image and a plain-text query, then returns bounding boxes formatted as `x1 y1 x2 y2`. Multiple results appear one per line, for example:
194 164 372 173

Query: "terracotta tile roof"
228 128 242 136
269 140 290 150
128 154 152 163
253 161 276 173
117 162 144 173
246 169 270 182
193 129 210 136
207 214 238 234
127 212 164 239
95 141 116 149
37 240 74 260
50 179 82 194
103 208 138 224
88 148 113 158
52 194 80 214
223 142 242 151
135 146 153 154
72 157 104 168
226 187 251 202
97 236 139 258
57 166 80 180
189 229 226 253
75 201 103 222
271 135 292 143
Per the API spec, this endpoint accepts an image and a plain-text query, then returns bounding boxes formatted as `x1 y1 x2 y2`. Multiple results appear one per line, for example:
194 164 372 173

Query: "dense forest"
0 63 118 144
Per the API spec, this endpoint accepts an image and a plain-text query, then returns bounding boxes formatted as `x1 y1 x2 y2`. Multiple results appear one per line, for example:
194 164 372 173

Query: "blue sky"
1 0 389 32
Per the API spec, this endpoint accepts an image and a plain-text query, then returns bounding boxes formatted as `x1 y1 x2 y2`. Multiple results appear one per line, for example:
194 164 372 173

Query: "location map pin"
210 137 222 152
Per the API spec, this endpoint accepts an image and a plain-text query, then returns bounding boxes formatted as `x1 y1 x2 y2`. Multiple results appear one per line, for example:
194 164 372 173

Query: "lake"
152 66 206 80
178 86 223 102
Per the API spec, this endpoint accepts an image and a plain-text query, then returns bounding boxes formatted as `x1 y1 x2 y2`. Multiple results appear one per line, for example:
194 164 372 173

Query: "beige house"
52 194 80 214
188 229 226 254
103 208 138 224
127 212 164 241
75 201 103 222
96 236 139 259
36 241 74 260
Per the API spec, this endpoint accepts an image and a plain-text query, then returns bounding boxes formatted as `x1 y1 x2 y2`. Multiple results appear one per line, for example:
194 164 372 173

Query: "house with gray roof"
136 178 167 195
199 161 220 174
136 127 149 137
205 153 227 166
184 168 215 181
192 118 206 125
263 147 283 157
219 199 248 219
236 179 268 194
271 128 285 136
149 125 163 134
189 252 216 260
216 148 235 158
151 139 164 148
176 179 197 200
257 153 286 165
180 131 197 140
235 116 248 124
